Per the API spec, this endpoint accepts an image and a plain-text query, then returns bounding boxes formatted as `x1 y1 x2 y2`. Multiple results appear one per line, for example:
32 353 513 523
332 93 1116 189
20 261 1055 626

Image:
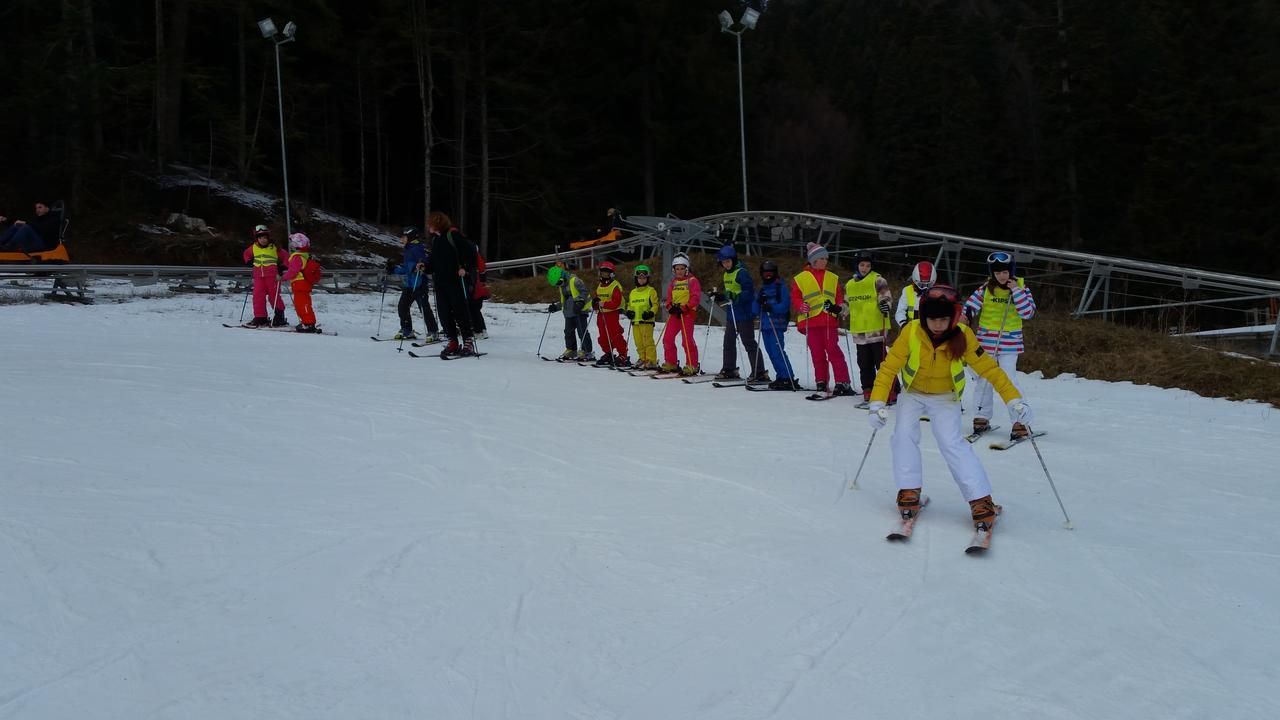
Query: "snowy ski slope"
1 294 1277 719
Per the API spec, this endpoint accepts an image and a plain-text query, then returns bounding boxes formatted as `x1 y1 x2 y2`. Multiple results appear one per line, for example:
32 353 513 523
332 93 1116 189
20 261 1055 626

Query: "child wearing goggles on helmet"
625 265 660 369
592 261 629 367
661 253 702 375
964 251 1037 440
242 224 289 328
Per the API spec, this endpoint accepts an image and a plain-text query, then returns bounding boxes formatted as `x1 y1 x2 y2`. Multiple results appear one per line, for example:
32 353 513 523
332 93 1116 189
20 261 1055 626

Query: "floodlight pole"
268 30 295 237
734 31 748 212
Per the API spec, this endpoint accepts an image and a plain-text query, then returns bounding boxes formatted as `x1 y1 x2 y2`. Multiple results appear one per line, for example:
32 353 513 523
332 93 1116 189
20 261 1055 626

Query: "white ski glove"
867 401 888 431
1007 400 1034 426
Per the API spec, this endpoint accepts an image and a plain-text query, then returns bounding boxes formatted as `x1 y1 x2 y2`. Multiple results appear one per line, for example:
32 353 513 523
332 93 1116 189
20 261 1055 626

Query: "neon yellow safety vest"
251 243 280 267
793 269 837 321
723 266 743 298
845 272 883 333
904 284 919 321
629 285 658 323
562 275 589 304
899 321 967 401
288 251 309 284
977 277 1027 333
596 279 622 311
670 277 692 307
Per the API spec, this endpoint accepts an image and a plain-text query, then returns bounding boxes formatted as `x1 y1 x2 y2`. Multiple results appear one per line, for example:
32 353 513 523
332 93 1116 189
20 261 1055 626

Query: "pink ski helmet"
288 232 310 251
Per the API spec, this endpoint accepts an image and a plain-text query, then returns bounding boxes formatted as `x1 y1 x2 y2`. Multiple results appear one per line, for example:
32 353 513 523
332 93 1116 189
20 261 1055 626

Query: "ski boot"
897 488 923 519
460 338 476 356
747 371 770 385
593 354 614 367
271 309 289 327
768 377 795 391
577 351 596 362
246 316 270 328
814 380 829 393
969 495 998 530
660 363 680 373
1010 422 1029 441
680 364 700 377
614 354 632 368
972 418 990 435
439 339 461 358
557 349 576 362
394 328 417 341
714 367 740 381
832 382 856 397
295 323 318 333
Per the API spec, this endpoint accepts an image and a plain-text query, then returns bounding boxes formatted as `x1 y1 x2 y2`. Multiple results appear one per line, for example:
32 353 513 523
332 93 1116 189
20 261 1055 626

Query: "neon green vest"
251 243 279 267
793 269 837 320
629 285 658 323
670 277 692 307
596 279 622 312
723 266 743 298
977 277 1027 333
288 251 310 285
904 284 919 321
845 272 883 333
899 321 967 401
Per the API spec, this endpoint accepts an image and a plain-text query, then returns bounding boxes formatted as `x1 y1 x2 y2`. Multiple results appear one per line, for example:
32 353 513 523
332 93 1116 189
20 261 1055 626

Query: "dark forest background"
1 0 1277 272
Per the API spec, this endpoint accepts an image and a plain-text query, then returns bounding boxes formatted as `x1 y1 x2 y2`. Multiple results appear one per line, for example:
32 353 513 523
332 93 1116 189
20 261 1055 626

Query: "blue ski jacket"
753 278 791 335
395 239 430 290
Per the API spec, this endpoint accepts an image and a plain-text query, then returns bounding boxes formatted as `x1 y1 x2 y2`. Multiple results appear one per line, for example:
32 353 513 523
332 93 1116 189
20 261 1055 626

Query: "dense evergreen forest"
2 0 1277 272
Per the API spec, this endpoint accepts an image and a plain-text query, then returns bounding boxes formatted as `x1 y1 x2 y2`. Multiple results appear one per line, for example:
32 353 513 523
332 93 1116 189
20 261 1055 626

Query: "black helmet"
401 225 422 240
760 260 779 275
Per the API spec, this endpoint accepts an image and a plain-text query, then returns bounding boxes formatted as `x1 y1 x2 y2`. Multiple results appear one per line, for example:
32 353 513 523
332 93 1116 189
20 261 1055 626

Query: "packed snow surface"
2 293 1277 719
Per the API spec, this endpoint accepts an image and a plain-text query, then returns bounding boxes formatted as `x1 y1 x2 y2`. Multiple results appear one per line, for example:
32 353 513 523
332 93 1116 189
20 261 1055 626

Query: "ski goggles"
922 285 960 305
987 251 1012 265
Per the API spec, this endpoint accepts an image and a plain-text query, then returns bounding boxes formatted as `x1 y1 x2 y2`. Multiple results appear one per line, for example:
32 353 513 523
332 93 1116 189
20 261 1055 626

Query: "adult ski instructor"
426 211 478 357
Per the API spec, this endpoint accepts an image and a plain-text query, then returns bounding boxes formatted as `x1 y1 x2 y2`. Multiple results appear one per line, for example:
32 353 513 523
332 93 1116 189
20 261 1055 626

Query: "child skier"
547 265 595 361
242 224 289 327
865 284 1034 535
754 260 799 390
709 245 766 383
392 225 440 342
624 264 660 369
964 251 1037 440
790 243 852 394
894 261 935 327
592 261 630 367
280 232 323 332
844 250 893 401
661 253 702 375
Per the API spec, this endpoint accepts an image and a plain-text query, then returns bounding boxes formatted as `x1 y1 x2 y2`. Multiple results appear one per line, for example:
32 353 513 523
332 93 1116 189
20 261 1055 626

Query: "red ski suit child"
662 266 702 371
791 263 851 386
593 264 628 360
280 235 321 327
243 235 288 321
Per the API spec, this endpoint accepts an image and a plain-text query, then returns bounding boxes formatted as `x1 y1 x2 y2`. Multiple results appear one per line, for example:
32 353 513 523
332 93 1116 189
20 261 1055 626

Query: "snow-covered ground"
2 294 1277 719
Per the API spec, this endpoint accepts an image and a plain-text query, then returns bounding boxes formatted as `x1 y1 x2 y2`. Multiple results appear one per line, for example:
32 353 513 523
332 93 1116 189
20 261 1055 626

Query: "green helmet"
634 264 651 276
546 265 564 286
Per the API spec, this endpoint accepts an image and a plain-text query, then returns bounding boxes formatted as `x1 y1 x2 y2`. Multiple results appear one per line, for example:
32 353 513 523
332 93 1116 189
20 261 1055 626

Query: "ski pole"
375 272 389 337
1026 425 1074 529
536 304 554 357
844 426 879 495
238 280 251 324
702 286 716 352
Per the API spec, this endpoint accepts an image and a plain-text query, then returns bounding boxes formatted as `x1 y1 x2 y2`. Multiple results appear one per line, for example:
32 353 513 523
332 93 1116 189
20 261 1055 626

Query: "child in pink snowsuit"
791 242 851 392
243 224 289 327
661 253 702 375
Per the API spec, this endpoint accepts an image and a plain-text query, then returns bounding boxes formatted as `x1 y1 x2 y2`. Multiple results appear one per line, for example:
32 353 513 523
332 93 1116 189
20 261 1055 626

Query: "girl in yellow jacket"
624 264 660 369
865 285 1034 532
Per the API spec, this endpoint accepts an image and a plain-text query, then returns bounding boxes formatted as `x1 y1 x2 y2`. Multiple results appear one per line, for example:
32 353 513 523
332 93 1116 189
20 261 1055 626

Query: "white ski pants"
890 391 993 502
971 352 1019 422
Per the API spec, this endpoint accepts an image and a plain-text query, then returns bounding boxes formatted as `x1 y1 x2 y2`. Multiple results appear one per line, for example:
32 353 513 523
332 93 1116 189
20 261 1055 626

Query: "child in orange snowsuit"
280 232 322 332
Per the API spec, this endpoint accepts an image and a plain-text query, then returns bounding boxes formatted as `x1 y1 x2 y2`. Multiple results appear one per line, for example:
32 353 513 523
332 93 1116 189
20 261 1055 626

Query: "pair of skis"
226 323 331 335
884 496 999 554
369 336 442 347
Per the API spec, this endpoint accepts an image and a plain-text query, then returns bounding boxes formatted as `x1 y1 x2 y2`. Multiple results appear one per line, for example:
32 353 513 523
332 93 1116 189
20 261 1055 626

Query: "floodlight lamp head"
718 10 733 32
257 18 277 39
742 8 761 30
283 21 297 39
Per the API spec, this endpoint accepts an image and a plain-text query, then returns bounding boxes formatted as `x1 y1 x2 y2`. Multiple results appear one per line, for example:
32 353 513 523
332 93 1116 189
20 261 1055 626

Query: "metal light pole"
719 8 759 212
258 18 297 237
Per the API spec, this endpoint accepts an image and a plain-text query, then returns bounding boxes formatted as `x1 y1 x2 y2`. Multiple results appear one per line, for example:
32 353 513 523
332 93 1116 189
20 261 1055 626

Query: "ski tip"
964 545 988 555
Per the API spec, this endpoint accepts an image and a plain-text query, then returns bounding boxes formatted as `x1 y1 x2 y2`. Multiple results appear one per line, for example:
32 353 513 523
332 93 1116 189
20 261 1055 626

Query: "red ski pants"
805 323 850 384
596 311 628 357
291 281 316 325
252 272 286 318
